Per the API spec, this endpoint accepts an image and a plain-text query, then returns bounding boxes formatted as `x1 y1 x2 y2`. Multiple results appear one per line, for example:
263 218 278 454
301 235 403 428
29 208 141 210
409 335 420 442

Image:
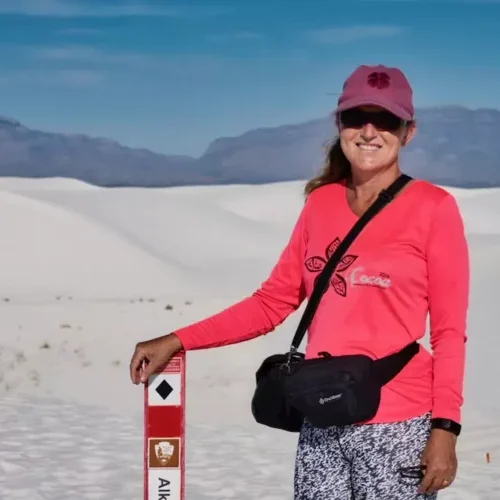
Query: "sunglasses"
339 108 405 131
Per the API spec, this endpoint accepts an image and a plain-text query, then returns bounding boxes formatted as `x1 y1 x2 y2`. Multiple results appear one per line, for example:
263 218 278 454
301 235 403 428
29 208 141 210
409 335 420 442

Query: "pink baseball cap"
335 64 414 121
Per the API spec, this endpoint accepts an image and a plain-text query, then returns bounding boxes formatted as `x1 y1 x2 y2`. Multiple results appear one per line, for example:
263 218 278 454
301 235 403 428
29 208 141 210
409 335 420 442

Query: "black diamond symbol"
156 380 173 400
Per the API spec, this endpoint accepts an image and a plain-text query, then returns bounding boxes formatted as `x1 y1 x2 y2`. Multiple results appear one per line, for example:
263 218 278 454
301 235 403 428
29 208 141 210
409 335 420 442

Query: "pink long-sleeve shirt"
174 179 470 424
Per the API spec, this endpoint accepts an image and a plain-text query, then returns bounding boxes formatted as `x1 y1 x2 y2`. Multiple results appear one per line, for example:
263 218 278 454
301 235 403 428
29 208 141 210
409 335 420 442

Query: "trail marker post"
144 352 186 500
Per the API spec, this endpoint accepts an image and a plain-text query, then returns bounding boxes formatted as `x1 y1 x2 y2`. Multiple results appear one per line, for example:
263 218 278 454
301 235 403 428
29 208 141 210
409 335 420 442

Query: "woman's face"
338 105 416 175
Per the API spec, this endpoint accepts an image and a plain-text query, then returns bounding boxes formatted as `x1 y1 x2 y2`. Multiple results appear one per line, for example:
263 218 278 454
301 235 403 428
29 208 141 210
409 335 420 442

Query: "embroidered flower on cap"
367 71 391 90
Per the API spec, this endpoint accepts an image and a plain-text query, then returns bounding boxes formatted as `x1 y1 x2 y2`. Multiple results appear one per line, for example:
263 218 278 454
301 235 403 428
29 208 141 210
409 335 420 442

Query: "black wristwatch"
430 418 462 437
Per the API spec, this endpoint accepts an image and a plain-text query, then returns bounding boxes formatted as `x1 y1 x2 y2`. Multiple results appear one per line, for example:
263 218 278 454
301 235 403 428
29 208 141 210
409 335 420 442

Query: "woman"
130 64 469 499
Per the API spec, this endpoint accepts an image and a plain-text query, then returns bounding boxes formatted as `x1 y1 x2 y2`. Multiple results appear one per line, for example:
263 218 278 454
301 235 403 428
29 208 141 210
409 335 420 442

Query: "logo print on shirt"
350 267 392 289
304 237 358 297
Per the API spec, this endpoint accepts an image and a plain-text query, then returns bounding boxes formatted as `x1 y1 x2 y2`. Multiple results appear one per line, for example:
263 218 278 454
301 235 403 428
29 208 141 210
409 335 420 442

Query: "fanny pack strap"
374 341 420 385
288 174 413 355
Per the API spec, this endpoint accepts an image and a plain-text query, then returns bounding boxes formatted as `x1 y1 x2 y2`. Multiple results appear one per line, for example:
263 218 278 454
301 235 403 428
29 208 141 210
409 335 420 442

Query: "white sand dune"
0 189 189 298
0 177 498 499
0 176 99 191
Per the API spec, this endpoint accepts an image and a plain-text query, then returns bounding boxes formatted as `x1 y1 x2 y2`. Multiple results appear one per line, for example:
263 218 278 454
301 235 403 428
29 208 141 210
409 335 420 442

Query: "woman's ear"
402 120 417 146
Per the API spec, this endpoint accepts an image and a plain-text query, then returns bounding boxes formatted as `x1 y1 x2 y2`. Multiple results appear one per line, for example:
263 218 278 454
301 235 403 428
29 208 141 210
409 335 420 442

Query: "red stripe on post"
144 352 186 500
147 407 183 436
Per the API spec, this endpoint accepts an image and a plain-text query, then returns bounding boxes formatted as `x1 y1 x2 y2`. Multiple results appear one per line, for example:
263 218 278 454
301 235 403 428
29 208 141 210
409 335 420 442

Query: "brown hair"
304 136 351 196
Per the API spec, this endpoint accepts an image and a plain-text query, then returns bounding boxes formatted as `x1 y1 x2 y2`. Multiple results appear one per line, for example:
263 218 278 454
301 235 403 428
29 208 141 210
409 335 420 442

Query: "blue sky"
0 0 498 156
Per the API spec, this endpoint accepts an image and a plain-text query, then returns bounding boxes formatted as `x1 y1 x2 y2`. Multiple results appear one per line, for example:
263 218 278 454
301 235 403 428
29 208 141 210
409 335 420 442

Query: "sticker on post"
148 372 181 406
149 438 181 469
148 469 181 500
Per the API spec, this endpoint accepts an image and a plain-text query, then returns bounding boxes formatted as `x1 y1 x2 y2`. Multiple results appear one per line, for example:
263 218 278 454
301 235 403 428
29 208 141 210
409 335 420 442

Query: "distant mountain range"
0 105 498 188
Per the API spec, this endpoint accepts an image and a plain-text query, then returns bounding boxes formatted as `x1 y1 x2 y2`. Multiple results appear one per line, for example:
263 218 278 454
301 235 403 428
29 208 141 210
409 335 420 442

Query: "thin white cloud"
36 69 105 86
207 31 264 42
0 0 224 17
55 27 103 36
306 25 406 44
31 45 161 68
24 44 234 77
1 68 105 86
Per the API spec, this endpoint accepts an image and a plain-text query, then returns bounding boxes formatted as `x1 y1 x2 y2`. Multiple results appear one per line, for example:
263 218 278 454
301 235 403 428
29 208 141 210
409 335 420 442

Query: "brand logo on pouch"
319 393 343 405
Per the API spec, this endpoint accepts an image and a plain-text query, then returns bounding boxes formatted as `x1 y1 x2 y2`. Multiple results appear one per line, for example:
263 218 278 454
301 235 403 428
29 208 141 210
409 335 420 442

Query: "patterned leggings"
294 412 437 500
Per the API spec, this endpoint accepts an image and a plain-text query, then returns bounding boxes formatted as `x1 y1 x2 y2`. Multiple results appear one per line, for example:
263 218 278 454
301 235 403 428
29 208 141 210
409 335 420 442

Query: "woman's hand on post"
129 333 183 384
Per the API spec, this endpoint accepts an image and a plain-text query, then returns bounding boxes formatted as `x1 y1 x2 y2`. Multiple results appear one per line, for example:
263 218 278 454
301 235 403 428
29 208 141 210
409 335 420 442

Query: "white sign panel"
148 469 181 500
147 373 181 406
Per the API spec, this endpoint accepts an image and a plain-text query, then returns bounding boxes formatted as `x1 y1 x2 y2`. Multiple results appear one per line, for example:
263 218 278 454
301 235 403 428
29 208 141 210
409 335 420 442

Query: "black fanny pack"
251 174 420 432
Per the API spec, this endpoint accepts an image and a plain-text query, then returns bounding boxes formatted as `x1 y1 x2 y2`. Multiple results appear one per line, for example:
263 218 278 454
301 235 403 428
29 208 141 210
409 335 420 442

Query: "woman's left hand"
418 429 458 494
